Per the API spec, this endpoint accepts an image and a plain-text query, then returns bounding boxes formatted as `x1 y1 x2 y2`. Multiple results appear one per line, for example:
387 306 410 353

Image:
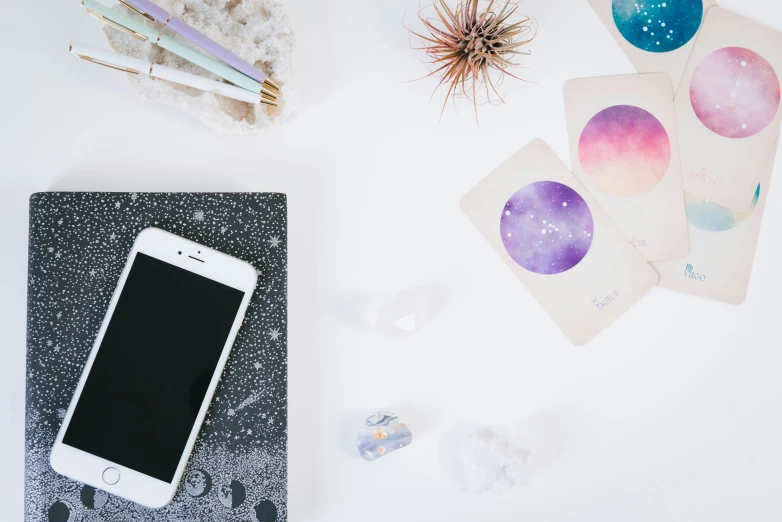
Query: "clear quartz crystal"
376 286 446 340
460 429 532 494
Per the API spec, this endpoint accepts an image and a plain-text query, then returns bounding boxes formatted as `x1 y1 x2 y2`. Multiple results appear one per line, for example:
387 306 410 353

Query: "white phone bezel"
49 227 258 509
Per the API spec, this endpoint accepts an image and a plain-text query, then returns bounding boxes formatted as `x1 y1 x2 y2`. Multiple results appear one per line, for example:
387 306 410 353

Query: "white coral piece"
104 0 296 135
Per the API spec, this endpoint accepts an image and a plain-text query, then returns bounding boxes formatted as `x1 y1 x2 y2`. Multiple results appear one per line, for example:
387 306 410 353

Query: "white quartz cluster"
104 0 296 135
460 428 532 494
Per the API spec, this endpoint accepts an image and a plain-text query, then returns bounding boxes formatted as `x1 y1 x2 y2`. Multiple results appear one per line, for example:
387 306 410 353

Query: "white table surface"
2 0 782 520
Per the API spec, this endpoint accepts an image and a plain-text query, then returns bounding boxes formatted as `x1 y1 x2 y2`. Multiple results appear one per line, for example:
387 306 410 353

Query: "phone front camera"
178 251 182 255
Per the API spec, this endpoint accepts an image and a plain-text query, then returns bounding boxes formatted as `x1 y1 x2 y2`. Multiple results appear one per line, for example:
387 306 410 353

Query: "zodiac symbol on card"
684 264 706 282
690 168 716 185
592 290 620 310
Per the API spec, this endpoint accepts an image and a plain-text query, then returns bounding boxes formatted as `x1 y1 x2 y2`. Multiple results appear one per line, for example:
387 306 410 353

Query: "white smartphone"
50 227 257 509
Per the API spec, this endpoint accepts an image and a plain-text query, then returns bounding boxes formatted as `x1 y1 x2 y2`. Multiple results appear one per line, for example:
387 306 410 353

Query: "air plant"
408 0 536 121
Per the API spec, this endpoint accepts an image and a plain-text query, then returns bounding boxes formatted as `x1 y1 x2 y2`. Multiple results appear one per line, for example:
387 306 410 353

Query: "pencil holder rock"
103 0 295 136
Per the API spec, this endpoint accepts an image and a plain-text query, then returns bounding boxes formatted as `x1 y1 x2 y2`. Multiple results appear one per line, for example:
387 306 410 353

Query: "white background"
2 0 782 520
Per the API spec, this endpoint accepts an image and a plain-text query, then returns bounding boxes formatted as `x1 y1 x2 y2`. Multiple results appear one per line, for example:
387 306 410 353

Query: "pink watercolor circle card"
675 7 782 212
564 73 690 263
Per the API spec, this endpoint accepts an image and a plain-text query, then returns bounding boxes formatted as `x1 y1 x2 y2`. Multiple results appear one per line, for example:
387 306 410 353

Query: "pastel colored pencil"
81 0 276 99
119 0 279 91
69 41 277 106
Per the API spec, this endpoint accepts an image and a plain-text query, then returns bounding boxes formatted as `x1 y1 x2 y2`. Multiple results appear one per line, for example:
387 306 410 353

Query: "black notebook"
25 193 287 522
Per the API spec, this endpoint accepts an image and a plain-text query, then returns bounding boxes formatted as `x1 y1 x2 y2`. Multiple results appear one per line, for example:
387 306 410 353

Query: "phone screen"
62 252 245 483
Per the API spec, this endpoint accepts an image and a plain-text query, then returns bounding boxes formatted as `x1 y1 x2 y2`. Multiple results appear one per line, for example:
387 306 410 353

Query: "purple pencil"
119 0 279 92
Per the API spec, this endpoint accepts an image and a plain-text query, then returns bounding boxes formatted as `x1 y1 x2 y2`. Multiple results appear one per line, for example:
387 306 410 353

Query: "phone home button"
102 467 120 485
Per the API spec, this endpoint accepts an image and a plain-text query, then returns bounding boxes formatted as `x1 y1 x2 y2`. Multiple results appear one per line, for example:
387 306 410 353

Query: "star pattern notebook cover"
24 193 288 522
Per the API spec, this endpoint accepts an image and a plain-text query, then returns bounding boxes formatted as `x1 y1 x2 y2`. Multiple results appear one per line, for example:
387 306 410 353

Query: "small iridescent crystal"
357 412 412 461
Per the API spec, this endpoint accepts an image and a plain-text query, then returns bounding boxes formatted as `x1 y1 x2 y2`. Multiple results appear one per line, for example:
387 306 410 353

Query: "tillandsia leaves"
408 0 536 122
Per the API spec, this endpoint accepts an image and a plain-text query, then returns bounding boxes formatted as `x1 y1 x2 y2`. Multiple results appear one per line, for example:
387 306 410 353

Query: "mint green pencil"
81 0 277 100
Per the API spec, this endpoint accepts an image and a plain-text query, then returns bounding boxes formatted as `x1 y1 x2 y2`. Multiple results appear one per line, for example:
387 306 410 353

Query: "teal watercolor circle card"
611 0 704 53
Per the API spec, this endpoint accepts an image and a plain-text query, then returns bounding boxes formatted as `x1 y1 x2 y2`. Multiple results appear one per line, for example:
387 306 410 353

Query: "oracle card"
588 0 718 89
460 140 658 346
651 135 778 304
564 73 690 262
675 7 782 211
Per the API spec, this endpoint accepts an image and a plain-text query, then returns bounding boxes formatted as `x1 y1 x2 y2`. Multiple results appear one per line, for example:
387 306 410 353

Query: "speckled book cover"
25 192 288 522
